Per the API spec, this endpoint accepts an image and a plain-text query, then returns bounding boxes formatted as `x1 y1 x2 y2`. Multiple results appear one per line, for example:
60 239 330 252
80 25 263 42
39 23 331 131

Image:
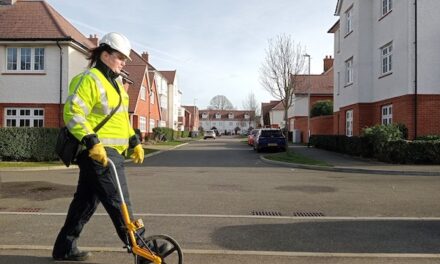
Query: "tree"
208 95 234 110
260 34 306 148
242 92 260 115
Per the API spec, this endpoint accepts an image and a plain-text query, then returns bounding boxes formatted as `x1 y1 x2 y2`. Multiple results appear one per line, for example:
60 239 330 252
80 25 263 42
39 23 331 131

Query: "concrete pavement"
260 144 440 176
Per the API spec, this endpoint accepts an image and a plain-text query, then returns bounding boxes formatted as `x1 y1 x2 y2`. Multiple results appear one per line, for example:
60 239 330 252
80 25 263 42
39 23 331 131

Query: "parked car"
253 128 286 152
203 130 216 140
247 129 259 146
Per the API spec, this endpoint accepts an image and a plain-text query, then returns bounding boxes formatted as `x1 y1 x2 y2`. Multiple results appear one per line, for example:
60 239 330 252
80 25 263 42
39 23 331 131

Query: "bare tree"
242 92 260 127
208 95 234 110
260 34 306 143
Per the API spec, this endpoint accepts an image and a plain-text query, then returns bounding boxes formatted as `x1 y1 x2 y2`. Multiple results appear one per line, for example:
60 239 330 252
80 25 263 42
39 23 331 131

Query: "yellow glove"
130 144 144 164
88 143 108 167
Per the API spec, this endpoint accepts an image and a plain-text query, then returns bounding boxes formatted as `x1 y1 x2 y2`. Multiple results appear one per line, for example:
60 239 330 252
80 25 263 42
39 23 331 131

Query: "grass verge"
265 151 331 167
0 161 63 167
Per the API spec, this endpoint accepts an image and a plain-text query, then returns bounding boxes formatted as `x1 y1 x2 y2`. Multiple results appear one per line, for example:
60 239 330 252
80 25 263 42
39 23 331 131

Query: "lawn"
265 151 331 167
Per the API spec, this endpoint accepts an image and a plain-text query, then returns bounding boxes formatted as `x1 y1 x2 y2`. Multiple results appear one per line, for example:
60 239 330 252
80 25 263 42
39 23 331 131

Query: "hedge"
0 127 59 161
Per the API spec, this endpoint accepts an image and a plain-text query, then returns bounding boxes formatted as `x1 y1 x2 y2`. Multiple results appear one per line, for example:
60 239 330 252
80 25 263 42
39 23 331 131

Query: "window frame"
345 6 353 36
381 104 393 125
345 110 353 137
381 0 392 17
345 57 353 85
6 47 45 73
140 85 146 101
4 107 45 127
380 42 393 76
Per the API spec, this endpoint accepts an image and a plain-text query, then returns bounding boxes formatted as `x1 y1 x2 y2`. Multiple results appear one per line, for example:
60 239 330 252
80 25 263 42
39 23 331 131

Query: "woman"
52 32 144 261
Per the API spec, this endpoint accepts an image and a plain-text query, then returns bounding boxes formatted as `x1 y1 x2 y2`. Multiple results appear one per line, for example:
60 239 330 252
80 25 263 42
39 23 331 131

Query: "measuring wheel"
135 234 183 264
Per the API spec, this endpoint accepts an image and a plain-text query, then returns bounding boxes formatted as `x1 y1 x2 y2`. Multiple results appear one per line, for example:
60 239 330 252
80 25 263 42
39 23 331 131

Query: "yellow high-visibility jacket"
64 68 136 154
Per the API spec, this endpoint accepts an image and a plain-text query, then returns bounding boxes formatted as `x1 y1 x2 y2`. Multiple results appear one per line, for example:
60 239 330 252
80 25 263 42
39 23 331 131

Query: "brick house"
260 100 280 128
182 105 199 132
199 110 255 134
123 50 161 140
289 56 334 143
0 0 95 128
330 0 440 139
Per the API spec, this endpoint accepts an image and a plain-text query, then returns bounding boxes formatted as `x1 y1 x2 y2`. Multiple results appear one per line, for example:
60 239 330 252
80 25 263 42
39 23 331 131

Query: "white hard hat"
99 32 132 61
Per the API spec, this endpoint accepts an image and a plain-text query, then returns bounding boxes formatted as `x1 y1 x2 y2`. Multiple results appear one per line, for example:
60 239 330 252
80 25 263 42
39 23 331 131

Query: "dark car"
253 128 286 152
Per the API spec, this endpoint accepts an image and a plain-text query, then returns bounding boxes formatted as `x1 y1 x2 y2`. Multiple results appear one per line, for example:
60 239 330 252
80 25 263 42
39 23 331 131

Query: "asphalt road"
1 137 440 263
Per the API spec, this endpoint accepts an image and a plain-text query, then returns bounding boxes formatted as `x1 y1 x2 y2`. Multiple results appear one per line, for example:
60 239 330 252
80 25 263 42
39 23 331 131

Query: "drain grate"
292 211 325 217
251 211 282 216
13 207 42 212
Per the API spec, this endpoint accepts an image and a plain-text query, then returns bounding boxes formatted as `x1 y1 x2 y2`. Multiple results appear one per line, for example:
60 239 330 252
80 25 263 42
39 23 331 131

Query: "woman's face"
101 51 127 74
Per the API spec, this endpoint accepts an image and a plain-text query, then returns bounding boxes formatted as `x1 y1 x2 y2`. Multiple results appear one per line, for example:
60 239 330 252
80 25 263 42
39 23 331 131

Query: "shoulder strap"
93 92 122 133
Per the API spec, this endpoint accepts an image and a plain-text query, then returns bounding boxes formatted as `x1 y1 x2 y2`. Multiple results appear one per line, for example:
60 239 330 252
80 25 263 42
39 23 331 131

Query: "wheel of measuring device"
135 234 183 264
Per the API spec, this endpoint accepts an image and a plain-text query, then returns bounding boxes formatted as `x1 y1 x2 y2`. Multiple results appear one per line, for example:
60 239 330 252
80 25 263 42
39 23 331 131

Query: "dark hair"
87 44 116 68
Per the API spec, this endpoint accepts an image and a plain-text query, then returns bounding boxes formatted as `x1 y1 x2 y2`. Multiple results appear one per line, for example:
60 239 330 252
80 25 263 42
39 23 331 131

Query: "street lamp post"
303 54 311 146
193 98 197 133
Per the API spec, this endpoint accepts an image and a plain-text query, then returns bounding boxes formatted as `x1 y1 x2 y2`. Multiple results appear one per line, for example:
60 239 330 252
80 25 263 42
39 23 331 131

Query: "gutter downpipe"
414 0 418 139
56 41 63 127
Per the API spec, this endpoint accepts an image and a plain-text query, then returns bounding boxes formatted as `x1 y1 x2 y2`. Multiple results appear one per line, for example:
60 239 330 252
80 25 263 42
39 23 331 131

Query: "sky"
46 0 338 110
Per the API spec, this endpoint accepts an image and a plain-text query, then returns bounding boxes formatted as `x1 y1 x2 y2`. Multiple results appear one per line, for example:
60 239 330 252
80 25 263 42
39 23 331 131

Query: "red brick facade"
0 103 63 128
333 94 440 139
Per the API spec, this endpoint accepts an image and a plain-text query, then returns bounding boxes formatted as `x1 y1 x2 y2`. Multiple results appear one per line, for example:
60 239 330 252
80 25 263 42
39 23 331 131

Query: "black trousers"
52 147 133 258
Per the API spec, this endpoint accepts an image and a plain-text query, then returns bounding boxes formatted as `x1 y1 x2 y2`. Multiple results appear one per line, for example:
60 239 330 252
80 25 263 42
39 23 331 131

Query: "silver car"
203 130 216 140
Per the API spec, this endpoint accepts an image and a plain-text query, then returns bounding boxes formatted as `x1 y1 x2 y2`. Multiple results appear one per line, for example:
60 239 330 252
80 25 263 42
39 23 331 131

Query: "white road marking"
0 245 439 259
1 211 440 221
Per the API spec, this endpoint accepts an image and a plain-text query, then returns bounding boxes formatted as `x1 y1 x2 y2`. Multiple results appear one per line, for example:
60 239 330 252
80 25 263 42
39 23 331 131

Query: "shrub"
310 100 333 118
0 127 59 161
152 127 174 141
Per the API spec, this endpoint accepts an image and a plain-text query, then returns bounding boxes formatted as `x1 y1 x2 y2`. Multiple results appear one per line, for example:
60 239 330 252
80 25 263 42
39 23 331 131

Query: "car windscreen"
260 130 283 137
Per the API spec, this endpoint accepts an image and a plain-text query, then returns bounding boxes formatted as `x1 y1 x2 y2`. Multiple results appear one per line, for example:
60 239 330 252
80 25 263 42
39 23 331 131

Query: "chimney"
0 0 16 5
88 34 99 47
323 55 334 72
141 52 149 62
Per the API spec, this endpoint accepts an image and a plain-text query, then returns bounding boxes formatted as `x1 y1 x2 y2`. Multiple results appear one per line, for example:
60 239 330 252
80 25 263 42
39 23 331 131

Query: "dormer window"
215 113 221 119
228 113 234 119
202 112 208 119
244 113 250 119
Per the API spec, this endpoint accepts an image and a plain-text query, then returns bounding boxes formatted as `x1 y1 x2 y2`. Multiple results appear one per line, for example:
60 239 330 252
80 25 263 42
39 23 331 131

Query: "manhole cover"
292 212 325 217
251 211 282 216
13 208 42 212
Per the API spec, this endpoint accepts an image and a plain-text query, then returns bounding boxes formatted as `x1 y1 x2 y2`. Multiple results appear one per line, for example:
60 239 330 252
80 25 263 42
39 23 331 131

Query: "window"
229 122 233 126
244 114 249 119
382 0 392 16
140 86 146 100
337 72 341 95
150 89 155 104
345 57 353 85
7 47 45 72
149 119 155 133
381 105 392 125
5 108 44 127
345 7 353 35
381 42 392 75
228 113 234 119
202 112 208 119
215 113 221 119
139 116 146 132
346 110 353 137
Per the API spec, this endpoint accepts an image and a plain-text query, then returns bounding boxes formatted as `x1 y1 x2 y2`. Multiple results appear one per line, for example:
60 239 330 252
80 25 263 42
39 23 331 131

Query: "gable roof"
292 67 333 95
0 0 94 49
335 0 343 15
124 49 148 113
159 70 176 84
198 109 255 120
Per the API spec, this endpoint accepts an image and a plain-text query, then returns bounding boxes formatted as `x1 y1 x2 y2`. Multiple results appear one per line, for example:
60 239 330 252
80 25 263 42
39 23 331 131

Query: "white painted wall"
333 0 440 111
0 43 87 104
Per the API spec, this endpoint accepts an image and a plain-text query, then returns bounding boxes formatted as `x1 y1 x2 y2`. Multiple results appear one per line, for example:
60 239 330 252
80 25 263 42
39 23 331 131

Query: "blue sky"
47 0 338 110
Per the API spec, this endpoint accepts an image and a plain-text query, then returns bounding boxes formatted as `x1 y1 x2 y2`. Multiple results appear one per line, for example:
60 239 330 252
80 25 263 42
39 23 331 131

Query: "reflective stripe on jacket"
64 68 135 154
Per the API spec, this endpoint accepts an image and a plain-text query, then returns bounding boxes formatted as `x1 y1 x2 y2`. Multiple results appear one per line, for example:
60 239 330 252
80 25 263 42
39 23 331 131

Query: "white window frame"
6 47 45 72
202 112 208 119
380 42 393 75
345 6 353 35
244 114 249 119
139 116 147 132
150 89 155 104
381 105 393 125
4 107 44 127
381 0 392 16
215 113 221 119
140 86 146 101
345 57 353 85
346 110 353 137
228 113 234 119
149 119 155 133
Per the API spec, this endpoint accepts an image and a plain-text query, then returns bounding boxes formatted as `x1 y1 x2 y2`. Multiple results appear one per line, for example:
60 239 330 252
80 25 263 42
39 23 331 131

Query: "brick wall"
310 115 333 136
333 94 440 139
0 103 63 128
